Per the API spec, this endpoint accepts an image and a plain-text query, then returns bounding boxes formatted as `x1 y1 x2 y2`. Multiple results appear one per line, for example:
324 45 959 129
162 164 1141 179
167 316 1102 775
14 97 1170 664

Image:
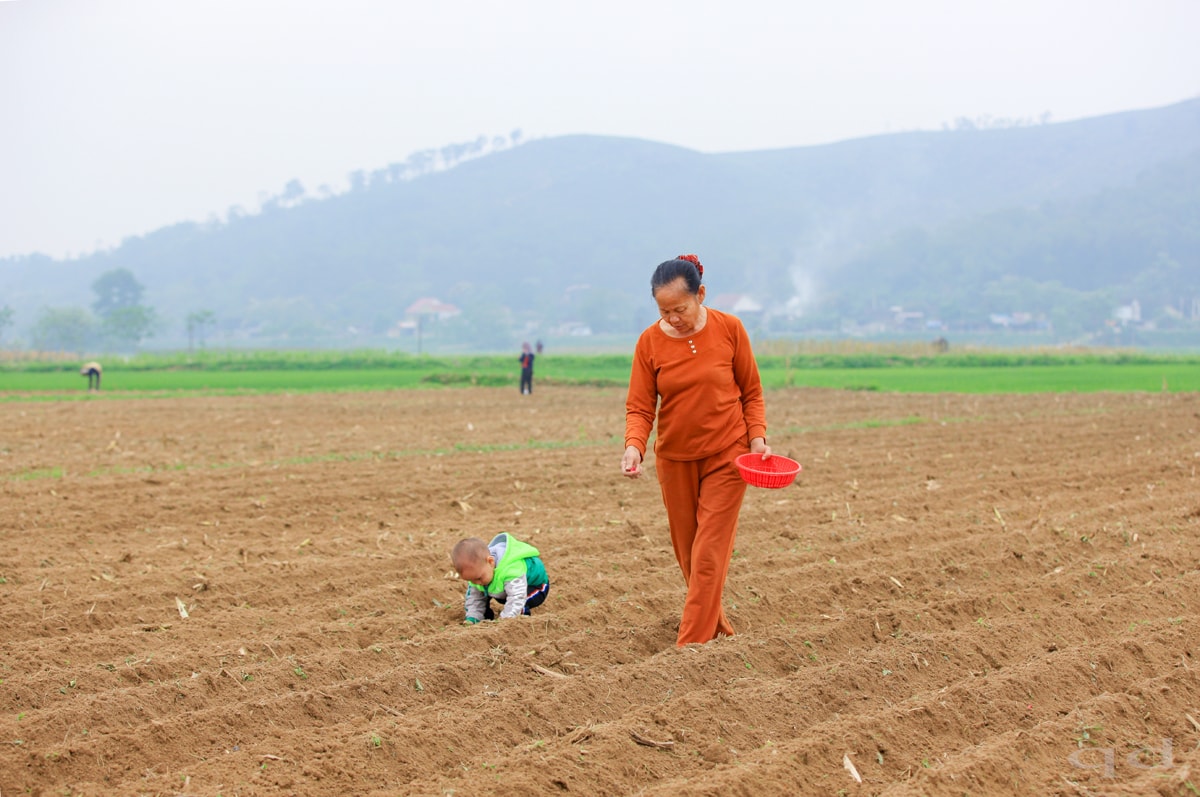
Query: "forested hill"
832 149 1200 333
4 97 1198 347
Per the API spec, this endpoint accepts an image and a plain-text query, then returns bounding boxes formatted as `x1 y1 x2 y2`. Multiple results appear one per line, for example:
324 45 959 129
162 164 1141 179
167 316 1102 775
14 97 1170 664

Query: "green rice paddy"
0 348 1197 398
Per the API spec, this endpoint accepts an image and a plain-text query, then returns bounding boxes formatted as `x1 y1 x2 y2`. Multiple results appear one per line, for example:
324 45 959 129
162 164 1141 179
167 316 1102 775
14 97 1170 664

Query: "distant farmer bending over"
81 361 102 391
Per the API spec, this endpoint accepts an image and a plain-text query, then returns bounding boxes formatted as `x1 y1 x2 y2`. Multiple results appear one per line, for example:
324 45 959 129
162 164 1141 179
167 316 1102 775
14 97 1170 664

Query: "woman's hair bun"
677 253 704 278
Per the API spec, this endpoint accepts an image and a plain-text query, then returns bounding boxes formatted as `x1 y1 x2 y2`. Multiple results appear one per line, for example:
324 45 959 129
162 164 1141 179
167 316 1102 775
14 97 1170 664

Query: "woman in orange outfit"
621 254 772 646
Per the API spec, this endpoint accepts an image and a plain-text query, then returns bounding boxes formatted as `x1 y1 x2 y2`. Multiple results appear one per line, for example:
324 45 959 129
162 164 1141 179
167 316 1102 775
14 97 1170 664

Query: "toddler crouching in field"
450 533 550 623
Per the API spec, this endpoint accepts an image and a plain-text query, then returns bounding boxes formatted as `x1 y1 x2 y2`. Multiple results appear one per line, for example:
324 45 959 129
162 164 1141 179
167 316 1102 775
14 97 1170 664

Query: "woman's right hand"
621 446 643 478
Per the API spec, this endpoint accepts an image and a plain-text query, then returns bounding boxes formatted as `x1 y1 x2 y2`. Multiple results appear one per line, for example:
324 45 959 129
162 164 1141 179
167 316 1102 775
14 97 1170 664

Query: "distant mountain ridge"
3 98 1198 348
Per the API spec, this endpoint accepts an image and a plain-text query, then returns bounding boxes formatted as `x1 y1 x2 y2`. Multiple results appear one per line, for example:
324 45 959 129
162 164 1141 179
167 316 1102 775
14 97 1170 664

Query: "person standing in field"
80 361 102 391
518 341 535 395
621 254 771 647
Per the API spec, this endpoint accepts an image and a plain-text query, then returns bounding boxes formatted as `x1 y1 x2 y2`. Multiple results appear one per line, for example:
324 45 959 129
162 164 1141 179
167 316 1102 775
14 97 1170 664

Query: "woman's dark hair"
651 254 704 296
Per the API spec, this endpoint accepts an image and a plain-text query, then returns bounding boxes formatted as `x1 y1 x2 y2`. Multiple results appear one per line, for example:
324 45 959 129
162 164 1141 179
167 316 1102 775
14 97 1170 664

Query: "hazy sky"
2 0 1198 260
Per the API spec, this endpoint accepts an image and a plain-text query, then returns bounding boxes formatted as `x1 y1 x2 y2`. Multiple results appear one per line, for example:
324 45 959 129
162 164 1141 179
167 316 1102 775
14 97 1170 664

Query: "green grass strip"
1 355 1198 399
11 467 65 481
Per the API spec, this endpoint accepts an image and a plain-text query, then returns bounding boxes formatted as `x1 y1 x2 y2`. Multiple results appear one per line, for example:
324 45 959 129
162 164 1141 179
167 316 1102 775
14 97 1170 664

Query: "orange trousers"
655 437 749 646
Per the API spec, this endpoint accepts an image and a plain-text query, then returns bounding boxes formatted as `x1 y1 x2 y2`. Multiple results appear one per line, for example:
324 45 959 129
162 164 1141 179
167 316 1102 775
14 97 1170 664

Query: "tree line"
16 268 214 355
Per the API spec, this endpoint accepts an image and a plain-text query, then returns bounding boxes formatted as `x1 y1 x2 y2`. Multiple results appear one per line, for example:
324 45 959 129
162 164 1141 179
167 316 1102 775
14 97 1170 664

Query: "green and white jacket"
463 533 548 622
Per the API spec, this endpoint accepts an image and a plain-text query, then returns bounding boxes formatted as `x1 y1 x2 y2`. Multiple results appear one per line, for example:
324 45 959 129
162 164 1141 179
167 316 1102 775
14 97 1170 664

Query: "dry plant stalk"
566 725 593 744
629 730 674 749
529 663 567 678
843 752 863 783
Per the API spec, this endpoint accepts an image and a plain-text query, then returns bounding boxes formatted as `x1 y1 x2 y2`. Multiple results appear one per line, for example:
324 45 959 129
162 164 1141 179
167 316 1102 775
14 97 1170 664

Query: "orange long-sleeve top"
624 307 767 461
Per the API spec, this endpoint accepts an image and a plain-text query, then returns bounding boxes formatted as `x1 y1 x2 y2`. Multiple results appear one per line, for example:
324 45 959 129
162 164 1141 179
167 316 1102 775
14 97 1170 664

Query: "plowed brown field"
2 386 1199 796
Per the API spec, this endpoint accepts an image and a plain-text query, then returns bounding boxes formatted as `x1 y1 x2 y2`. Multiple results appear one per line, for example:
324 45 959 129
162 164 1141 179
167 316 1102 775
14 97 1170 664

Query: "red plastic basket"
735 453 801 489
